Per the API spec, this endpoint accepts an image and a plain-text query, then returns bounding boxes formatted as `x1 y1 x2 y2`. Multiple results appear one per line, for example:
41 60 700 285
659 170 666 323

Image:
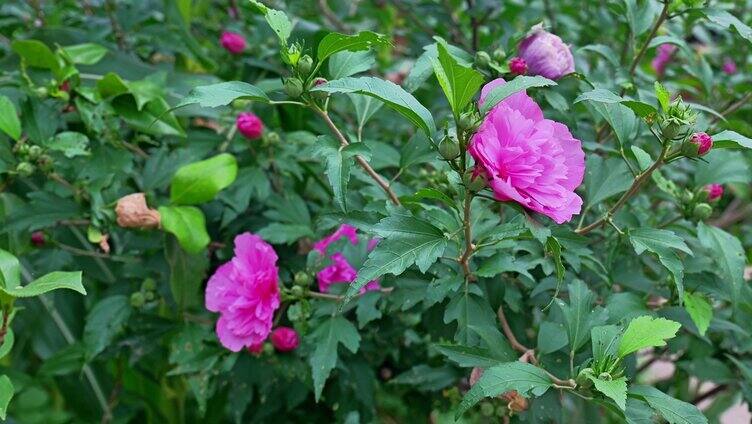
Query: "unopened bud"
474 51 491 69
16 162 35 177
142 278 157 292
492 48 506 62
290 285 304 297
115 193 161 229
693 203 713 220
686 132 713 157
31 231 46 247
294 271 311 287
27 145 42 160
297 55 313 76
438 137 460 160
703 183 723 202
130 292 145 308
463 168 486 191
458 111 476 131
283 77 304 98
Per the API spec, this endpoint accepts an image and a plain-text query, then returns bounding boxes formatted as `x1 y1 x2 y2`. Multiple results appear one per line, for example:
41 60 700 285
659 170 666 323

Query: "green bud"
144 291 155 301
142 278 157 292
310 78 329 100
283 77 304 98
130 292 145 308
438 137 460 160
297 55 314 77
294 271 311 287
37 155 53 172
34 86 48 98
681 190 695 204
680 139 701 158
265 131 281 145
576 367 595 388
17 144 30 157
16 162 35 177
463 168 486 191
693 203 712 220
458 111 476 131
263 342 274 355
474 51 491 69
480 402 495 417
492 48 506 62
290 285 304 297
27 145 42 160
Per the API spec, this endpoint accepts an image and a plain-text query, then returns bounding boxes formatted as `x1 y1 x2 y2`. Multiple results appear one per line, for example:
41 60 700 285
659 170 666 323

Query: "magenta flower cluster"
469 79 586 224
315 224 381 294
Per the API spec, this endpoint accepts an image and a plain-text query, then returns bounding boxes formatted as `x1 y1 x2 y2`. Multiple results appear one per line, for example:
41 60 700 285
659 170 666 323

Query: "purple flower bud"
236 112 264 140
220 31 246 54
508 57 528 75
704 184 723 202
690 132 713 156
517 27 575 80
722 58 737 75
651 44 677 77
31 231 45 247
270 327 299 352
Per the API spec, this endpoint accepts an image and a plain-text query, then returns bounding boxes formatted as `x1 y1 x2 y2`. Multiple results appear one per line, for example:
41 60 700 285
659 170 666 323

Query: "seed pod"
115 193 161 229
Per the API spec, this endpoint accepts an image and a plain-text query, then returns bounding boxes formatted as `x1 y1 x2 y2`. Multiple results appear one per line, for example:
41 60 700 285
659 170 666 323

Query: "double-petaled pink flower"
315 225 381 294
652 44 677 77
205 233 280 352
220 31 246 54
468 78 585 224
517 28 574 80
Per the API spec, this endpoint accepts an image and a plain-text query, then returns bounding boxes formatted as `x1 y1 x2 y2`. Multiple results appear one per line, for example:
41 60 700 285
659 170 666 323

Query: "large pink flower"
205 233 280 352
469 78 585 224
312 224 359 255
517 28 574 80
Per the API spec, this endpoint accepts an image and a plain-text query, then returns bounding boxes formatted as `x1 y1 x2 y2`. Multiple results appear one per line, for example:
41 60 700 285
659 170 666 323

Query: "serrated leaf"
45 131 90 158
591 102 638 148
433 344 499 368
618 316 681 358
83 295 131 360
308 316 360 401
628 228 692 300
158 206 211 254
683 292 712 336
431 40 484 117
704 9 752 44
629 385 708 424
456 362 552 418
443 292 497 345
574 88 624 104
328 51 374 79
585 156 633 206
176 82 269 109
589 375 627 410
317 31 389 62
311 76 436 136
312 136 351 211
0 96 21 141
344 213 447 302
556 280 608 353
249 0 293 44
654 81 670 111
591 325 622 361
697 222 745 304
480 75 556 115
170 153 238 205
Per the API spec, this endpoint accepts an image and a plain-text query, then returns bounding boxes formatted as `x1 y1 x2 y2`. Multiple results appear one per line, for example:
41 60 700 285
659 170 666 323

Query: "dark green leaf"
629 385 708 424
83 295 131 360
308 316 360 401
629 228 692 300
431 40 484 116
697 222 745 304
176 82 269 109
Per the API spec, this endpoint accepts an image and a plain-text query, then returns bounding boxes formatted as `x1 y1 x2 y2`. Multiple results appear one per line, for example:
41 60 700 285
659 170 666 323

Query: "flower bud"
37 154 53 172
220 31 246 54
115 193 161 229
247 342 264 355
290 285 304 297
265 131 281 145
681 190 694 204
236 112 264 140
263 342 274 355
270 326 299 352
17 144 30 156
144 291 155 301
480 402 495 417
294 271 311 287
463 168 487 191
438 137 460 160
142 278 157 292
693 203 713 220
492 48 506 62
508 57 528 75
297 55 313 76
16 162 35 177
703 184 723 202
458 111 477 131
31 231 45 247
130 292 145 308
685 132 713 157
518 26 575 79
27 145 42 160
283 77 304 98
474 51 491 69
310 78 329 100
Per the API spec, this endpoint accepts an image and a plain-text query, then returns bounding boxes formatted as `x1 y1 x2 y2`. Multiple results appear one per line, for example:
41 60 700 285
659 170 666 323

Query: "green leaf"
618 315 681 358
655 81 670 111
249 0 293 45
628 227 692 300
584 156 633 206
591 325 622 361
697 222 745 304
112 96 185 137
711 130 752 150
0 375 13 420
61 43 107 65
312 136 352 211
328 51 374 79
256 223 314 244
0 329 14 361
479 75 556 115
433 344 500 368
0 96 21 141
589 375 627 410
3 271 85 298
431 40 484 117
694 150 750 186
344 212 447 302
317 31 389 62
45 131 90 158
591 102 638 148
683 292 712 336
311 76 436 136
574 88 624 104
703 9 752 44
158 206 211 254
555 280 608 352
176 81 269 109
621 100 658 118
629 385 708 424
443 292 497 345
546 237 564 283
11 39 59 70
170 153 238 205
308 316 360 401
165 236 209 310
456 362 552 418
96 72 130 98
83 295 131 360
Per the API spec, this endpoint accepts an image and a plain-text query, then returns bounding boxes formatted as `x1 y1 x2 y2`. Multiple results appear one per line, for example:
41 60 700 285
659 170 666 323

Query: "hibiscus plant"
1 0 752 422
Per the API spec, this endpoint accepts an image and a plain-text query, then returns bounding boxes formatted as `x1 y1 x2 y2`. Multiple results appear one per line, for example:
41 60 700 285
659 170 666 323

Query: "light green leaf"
11 39 59 70
112 96 185 137
3 271 85 298
344 212 447 302
328 51 374 79
431 40 484 117
456 362 552 418
591 102 638 148
0 375 13 420
0 329 14 360
697 222 745 304
704 9 752 44
711 130 752 150
655 81 670 111
83 295 131 360
591 325 622 361
556 280 608 352
589 375 627 410
45 131 90 158
629 385 708 424
311 76 436 136
249 0 293 45
317 31 389 62
628 227 692 300
170 154 238 205
546 237 564 283
584 156 633 207
308 316 360 401
683 292 712 336
574 88 624 104
479 75 556 115
618 315 681 358
61 43 107 65
0 96 21 140
158 206 211 254
176 81 269 109
693 150 750 186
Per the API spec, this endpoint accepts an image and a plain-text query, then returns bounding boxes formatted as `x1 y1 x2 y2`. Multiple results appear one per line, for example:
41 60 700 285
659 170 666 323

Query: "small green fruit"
16 162 35 177
27 145 42 160
297 55 313 76
290 285 304 297
294 271 311 287
283 78 304 98
130 292 145 308
144 291 155 301
463 168 486 191
693 203 712 220
142 278 157 292
492 48 506 62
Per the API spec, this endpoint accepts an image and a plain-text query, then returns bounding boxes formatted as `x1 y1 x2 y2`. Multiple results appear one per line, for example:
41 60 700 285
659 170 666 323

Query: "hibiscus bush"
2 0 752 422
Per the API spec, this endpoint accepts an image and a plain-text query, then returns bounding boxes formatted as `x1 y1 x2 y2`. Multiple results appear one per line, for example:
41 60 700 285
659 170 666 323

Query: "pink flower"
205 233 281 352
722 58 737 75
236 112 264 140
469 78 585 224
704 184 723 202
508 57 527 75
690 132 713 156
270 327 299 352
517 28 574 80
367 238 380 252
316 253 357 293
652 44 677 77
247 341 264 355
220 31 246 54
312 224 359 255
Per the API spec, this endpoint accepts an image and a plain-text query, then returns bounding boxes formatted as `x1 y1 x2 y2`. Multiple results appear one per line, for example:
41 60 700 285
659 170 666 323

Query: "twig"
104 0 128 51
497 303 531 354
691 384 727 405
459 194 475 280
711 91 752 126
